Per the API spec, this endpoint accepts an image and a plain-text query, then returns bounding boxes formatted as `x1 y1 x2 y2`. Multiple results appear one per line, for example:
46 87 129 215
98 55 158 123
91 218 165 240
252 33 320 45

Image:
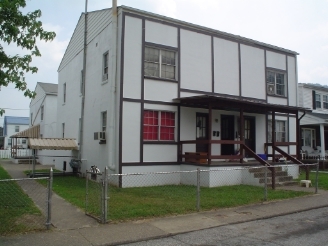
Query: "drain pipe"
78 0 88 161
108 0 117 171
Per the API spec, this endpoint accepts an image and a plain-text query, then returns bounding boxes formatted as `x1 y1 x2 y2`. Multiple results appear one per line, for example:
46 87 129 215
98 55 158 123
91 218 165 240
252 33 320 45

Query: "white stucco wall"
180 29 212 92
122 101 141 163
287 56 297 107
266 51 286 70
145 21 178 48
144 79 178 102
240 45 265 99
123 16 142 99
213 38 239 96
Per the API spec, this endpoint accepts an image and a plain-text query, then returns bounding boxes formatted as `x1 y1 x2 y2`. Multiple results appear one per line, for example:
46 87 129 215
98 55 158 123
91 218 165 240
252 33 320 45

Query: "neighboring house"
29 82 58 164
0 127 4 149
2 116 29 149
57 5 304 186
298 83 328 159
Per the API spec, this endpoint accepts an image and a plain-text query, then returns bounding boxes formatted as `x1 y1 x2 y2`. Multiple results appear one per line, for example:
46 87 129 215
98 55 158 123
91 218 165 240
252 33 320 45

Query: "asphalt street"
120 206 328 246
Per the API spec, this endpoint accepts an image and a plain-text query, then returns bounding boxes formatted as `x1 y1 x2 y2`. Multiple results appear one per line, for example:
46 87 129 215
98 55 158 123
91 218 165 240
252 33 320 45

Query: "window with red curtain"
143 110 175 141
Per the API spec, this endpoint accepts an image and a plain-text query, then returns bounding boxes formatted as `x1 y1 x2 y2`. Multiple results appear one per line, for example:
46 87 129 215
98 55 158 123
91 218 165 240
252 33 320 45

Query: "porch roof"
174 95 310 114
10 124 40 138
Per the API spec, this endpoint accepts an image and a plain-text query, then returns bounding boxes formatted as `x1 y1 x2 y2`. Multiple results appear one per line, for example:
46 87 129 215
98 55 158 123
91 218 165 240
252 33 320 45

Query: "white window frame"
323 95 328 109
102 52 109 81
268 120 287 142
266 70 286 96
101 111 107 132
80 69 84 95
63 83 66 104
22 139 27 144
8 138 12 146
302 128 316 148
144 46 177 80
41 105 44 121
315 93 322 109
62 123 65 138
15 126 19 132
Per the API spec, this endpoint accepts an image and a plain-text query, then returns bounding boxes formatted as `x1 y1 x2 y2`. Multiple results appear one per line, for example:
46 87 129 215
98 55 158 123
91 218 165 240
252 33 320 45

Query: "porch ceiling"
175 95 310 114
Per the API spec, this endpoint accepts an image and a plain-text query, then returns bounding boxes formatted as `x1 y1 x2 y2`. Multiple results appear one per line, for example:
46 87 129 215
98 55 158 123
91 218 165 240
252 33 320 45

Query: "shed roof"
28 138 78 150
10 124 40 138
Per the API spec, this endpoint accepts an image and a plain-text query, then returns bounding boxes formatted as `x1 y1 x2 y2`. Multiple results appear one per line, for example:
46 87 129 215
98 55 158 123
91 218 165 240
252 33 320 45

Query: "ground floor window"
301 128 316 148
143 110 175 141
268 120 286 142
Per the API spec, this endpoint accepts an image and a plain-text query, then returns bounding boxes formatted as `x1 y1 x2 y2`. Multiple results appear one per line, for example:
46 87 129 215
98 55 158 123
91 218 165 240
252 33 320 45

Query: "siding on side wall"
58 9 112 72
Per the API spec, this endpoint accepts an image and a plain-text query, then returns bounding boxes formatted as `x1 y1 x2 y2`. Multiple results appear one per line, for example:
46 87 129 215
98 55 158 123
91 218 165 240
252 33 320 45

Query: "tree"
0 0 56 116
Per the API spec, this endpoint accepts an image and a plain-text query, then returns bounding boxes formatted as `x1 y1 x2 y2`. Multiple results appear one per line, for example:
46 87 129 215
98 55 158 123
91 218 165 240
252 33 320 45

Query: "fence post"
264 166 268 201
103 167 108 223
85 170 89 214
46 168 53 230
315 163 319 194
196 168 200 212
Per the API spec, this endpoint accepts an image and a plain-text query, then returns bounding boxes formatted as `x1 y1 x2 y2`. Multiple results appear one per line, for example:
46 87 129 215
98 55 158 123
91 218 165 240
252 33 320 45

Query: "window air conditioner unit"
94 132 106 140
102 73 108 81
267 84 275 95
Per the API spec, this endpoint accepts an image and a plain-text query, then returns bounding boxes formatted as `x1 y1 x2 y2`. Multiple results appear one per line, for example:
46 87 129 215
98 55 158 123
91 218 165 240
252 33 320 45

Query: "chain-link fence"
0 173 52 235
85 163 319 224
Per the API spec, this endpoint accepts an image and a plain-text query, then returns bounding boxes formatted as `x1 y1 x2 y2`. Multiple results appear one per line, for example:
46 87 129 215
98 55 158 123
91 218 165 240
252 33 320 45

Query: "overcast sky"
1 0 328 126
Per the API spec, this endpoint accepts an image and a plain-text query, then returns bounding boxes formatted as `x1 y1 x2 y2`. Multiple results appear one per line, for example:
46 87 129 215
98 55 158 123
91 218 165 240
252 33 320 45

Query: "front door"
196 113 208 152
244 117 256 157
221 115 235 155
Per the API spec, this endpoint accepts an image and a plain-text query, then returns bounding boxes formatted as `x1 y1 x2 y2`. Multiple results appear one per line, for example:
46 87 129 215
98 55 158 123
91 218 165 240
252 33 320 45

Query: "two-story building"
29 82 59 165
2 116 29 149
298 83 328 159
57 4 305 186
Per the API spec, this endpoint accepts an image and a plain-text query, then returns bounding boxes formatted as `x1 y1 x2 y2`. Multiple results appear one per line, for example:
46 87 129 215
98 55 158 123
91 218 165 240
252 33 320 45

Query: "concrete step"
258 176 293 184
249 166 283 173
253 170 288 178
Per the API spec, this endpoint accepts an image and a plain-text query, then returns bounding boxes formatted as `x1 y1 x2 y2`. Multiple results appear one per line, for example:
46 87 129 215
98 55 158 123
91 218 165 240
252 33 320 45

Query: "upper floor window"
266 70 286 96
143 110 175 141
323 95 328 109
144 47 176 80
63 83 66 103
102 52 109 81
80 70 84 94
62 123 65 138
15 126 19 132
101 111 107 132
41 105 44 121
268 120 286 143
315 93 322 108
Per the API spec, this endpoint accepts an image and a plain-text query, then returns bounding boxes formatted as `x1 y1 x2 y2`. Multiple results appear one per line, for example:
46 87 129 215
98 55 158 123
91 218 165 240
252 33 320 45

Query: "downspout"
108 0 117 171
78 0 88 161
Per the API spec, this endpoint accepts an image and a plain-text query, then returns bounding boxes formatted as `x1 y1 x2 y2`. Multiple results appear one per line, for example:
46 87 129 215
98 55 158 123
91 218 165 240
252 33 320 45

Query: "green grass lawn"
299 171 328 190
0 165 44 235
37 175 310 222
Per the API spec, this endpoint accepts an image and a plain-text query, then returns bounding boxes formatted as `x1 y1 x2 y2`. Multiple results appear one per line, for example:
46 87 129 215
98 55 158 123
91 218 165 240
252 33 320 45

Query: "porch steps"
248 166 295 186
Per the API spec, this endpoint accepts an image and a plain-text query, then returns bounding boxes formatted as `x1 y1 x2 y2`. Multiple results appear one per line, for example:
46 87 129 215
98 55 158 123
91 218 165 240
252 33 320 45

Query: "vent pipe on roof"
78 0 88 161
108 0 118 171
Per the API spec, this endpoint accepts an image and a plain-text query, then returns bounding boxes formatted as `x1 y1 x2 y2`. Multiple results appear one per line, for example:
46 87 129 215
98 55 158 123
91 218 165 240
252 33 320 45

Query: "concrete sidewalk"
1 161 328 246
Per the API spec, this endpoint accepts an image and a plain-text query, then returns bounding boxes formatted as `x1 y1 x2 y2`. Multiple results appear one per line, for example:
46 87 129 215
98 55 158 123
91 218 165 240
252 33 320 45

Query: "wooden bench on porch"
185 152 208 164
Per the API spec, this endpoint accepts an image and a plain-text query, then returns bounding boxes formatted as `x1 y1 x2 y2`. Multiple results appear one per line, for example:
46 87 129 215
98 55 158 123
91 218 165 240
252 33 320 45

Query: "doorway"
196 113 208 152
244 117 256 157
221 115 235 155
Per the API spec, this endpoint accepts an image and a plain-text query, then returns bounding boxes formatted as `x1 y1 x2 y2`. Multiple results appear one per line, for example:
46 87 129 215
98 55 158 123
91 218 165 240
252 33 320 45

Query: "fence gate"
85 168 108 223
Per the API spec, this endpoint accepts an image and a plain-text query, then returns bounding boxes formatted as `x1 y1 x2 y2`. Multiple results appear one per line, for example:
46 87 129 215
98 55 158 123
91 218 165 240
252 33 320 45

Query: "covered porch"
174 95 309 187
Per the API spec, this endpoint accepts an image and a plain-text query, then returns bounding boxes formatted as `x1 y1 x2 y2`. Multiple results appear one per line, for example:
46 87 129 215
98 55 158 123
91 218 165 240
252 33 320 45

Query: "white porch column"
320 124 325 159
